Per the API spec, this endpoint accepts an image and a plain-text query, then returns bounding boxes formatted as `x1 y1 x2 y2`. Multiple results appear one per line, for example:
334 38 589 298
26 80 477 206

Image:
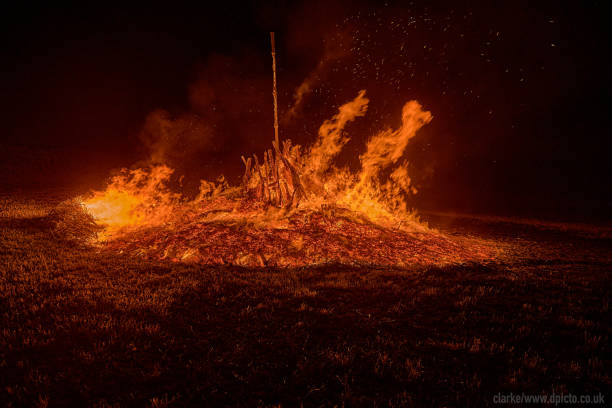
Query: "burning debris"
76 90 496 267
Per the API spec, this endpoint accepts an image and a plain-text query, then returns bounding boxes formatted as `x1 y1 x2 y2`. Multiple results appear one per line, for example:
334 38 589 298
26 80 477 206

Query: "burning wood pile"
74 90 495 267
241 139 305 208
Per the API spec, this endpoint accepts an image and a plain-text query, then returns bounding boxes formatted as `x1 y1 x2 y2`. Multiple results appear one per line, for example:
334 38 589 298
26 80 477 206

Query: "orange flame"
82 165 180 238
82 91 434 246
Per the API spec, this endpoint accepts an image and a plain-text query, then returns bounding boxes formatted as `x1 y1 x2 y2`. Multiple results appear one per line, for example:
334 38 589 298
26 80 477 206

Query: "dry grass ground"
1 192 610 407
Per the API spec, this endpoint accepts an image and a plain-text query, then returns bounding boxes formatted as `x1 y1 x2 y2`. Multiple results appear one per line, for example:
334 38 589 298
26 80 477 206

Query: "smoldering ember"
1 1 610 407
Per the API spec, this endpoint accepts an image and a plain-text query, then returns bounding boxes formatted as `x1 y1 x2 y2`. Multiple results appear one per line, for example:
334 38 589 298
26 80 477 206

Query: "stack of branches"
241 139 306 208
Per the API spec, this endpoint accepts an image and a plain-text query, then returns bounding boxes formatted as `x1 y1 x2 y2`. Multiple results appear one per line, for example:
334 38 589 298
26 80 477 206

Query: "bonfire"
75 89 495 267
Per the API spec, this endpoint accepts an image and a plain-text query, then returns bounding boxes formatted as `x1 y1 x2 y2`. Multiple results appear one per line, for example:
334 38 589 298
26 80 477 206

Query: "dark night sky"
1 1 610 218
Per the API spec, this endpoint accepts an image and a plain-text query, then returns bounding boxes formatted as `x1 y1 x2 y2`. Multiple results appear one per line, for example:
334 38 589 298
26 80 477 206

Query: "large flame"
80 91 494 266
83 165 181 238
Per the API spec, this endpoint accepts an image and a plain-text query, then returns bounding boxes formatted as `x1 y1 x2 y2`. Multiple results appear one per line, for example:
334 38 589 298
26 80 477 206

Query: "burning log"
270 32 280 149
273 139 306 205
241 155 252 193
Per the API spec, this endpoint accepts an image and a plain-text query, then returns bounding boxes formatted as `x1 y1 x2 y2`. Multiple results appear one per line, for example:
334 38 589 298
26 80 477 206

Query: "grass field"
1 192 610 406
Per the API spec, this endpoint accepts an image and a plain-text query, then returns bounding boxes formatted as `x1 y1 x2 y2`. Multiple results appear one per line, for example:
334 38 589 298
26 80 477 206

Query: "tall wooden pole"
270 32 280 149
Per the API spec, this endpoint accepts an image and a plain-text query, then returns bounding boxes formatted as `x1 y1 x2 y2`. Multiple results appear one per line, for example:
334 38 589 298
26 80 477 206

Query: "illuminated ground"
1 192 610 406
92 203 498 268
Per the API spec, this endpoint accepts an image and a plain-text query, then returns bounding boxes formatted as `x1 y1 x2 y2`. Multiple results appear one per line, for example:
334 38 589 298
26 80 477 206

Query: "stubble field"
1 191 610 406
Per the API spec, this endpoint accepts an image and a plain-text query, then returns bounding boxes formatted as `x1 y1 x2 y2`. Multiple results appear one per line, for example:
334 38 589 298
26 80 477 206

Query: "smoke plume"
283 28 353 125
140 110 214 165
